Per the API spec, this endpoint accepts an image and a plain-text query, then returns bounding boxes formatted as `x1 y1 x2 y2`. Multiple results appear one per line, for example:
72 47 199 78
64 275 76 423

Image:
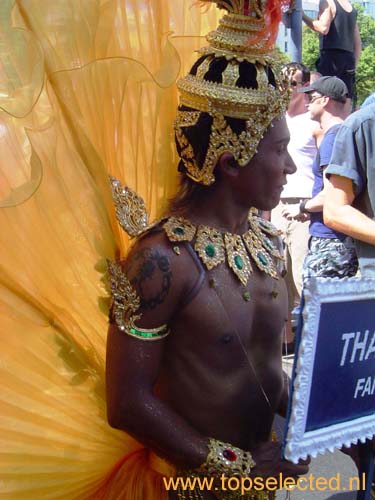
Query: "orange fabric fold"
0 1 219 498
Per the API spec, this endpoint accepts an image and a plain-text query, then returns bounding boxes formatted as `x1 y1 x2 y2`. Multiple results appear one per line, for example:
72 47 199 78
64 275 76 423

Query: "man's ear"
217 152 239 179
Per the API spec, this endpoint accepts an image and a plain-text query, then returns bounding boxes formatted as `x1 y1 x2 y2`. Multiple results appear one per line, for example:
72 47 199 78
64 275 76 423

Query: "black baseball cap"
298 76 348 103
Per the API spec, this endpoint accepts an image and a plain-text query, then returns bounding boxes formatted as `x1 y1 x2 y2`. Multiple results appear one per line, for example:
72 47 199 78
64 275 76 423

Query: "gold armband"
107 260 170 340
198 438 256 478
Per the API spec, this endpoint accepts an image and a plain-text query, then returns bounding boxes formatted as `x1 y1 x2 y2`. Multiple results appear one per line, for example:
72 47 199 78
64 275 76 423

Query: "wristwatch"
299 199 310 214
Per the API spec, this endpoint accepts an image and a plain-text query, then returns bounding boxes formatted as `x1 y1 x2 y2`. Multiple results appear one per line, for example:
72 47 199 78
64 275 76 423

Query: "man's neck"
320 113 344 134
187 191 250 235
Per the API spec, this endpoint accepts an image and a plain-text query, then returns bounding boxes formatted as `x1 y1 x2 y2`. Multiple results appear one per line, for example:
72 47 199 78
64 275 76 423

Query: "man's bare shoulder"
124 228 191 276
119 228 199 322
319 0 335 15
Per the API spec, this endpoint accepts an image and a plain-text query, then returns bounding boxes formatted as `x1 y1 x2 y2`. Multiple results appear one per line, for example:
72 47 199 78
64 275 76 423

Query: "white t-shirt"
282 112 318 198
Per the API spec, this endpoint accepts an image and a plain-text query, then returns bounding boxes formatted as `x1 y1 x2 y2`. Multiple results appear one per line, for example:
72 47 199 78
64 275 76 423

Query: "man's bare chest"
172 264 288 349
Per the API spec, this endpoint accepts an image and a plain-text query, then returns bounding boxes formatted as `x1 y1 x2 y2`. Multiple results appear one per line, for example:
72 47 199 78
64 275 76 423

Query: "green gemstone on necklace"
243 291 251 302
234 255 244 270
205 244 216 258
173 226 184 236
258 252 268 266
264 239 273 250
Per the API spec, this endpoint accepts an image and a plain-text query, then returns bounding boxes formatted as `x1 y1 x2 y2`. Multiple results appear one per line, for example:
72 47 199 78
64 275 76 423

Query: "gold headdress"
175 0 290 185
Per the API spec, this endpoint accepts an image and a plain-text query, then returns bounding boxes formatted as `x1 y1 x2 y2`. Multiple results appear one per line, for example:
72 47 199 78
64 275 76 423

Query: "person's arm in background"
301 166 329 212
353 22 362 68
283 127 336 220
323 115 375 243
281 167 328 220
324 175 375 244
303 0 334 34
301 127 339 214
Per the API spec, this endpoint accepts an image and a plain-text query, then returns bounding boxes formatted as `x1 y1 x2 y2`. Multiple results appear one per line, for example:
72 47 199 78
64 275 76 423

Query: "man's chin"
258 199 279 212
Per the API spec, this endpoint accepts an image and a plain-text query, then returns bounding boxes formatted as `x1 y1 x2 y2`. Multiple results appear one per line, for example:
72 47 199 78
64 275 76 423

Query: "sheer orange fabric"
0 1 219 498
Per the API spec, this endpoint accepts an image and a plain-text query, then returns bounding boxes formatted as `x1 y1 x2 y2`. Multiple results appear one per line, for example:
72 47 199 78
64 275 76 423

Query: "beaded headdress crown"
175 0 290 185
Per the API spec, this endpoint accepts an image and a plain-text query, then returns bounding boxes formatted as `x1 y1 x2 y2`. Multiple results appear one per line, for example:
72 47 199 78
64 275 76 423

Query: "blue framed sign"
283 277 375 463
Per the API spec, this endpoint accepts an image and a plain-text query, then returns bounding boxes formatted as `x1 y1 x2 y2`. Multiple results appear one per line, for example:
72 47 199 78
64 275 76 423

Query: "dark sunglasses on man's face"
307 93 323 103
290 80 303 87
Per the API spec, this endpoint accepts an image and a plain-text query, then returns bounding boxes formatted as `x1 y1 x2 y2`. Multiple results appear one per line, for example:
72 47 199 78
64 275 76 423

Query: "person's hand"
250 440 310 480
281 203 303 221
296 212 310 222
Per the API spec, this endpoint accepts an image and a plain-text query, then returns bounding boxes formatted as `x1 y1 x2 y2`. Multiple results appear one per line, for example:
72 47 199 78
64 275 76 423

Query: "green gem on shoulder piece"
242 291 251 302
173 226 184 236
205 244 216 258
163 217 196 242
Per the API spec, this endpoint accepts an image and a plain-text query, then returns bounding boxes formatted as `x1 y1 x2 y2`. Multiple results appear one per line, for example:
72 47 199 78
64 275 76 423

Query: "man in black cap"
300 75 349 105
283 76 358 279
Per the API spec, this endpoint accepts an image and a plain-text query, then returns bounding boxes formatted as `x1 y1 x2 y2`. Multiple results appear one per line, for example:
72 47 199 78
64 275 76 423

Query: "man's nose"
286 153 297 175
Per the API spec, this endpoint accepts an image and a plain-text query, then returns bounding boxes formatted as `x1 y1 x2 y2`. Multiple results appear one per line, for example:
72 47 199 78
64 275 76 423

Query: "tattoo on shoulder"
130 248 172 309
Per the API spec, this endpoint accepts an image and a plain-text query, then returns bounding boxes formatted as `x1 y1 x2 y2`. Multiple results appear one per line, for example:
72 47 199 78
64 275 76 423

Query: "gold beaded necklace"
163 210 284 287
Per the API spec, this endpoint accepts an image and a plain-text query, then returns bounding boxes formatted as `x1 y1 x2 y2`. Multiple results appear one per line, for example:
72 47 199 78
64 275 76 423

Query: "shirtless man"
106 2 309 498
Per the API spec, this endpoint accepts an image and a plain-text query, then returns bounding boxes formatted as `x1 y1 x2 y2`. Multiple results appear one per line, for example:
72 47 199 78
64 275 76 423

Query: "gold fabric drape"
0 1 219 498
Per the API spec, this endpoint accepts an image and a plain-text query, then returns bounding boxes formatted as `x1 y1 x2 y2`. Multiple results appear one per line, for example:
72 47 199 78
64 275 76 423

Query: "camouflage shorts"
303 236 358 280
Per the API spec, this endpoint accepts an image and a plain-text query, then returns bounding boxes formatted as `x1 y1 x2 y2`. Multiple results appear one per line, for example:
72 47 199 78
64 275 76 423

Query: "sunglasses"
291 80 303 87
307 93 323 103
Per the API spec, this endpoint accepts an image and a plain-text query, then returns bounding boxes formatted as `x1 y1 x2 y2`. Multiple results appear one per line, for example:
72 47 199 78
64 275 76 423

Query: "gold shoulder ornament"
107 260 170 340
109 176 148 237
109 176 162 238
107 177 169 340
